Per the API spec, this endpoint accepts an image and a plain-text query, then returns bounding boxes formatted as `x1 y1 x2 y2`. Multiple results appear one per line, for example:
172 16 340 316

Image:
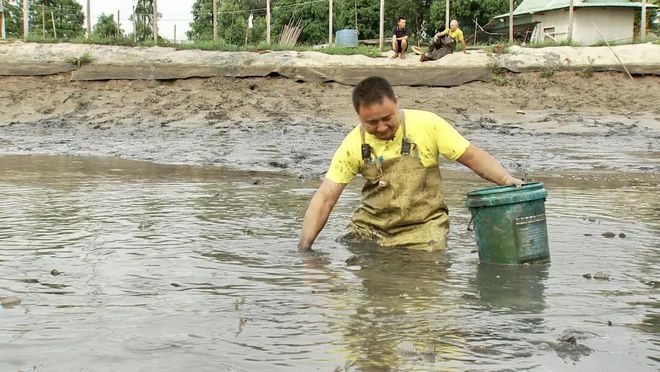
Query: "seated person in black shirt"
391 17 410 60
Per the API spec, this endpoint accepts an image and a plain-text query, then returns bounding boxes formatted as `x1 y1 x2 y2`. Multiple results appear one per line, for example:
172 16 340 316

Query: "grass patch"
492 74 508 86
526 39 580 48
580 57 595 78
64 52 94 67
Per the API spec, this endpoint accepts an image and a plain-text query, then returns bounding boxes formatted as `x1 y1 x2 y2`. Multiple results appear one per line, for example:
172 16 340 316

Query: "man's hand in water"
502 175 524 187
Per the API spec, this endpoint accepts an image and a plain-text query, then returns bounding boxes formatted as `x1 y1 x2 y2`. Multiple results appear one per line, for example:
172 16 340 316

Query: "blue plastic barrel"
336 29 359 47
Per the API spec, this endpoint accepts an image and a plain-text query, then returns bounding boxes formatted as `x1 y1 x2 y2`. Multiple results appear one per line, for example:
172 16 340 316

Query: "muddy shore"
0 70 658 179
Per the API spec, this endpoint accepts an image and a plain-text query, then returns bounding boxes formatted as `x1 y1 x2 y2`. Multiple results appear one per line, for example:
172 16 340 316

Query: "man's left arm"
459 32 468 54
457 144 522 186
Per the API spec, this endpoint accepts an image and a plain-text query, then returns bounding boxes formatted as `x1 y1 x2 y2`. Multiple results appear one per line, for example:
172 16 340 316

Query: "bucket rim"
466 182 545 197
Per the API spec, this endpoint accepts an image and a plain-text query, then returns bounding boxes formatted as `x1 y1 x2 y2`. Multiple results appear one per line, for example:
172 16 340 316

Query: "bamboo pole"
328 0 333 45
266 0 271 44
1 6 5 40
117 10 120 37
213 0 217 42
23 0 28 41
445 0 450 30
594 23 633 81
153 0 158 44
51 11 57 39
42 4 46 39
86 0 91 38
567 0 574 42
509 0 513 43
174 24 176 42
379 0 384 51
641 0 647 41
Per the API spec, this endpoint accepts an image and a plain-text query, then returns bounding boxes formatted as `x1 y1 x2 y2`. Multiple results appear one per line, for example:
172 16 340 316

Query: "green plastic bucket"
465 182 550 265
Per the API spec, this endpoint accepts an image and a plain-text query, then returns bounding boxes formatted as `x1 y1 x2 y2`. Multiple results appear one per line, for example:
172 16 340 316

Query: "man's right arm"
298 179 346 251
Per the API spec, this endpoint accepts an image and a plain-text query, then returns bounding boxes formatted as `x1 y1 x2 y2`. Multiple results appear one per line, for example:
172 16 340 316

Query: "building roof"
496 0 658 19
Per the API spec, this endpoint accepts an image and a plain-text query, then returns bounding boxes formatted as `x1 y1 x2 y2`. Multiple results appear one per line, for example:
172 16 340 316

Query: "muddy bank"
0 72 658 178
0 42 659 86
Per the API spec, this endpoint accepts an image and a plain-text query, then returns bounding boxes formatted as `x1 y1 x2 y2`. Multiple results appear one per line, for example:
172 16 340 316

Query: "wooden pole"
379 0 384 51
445 0 450 30
567 0 574 42
86 0 91 39
212 0 217 42
153 0 158 44
174 24 176 43
266 0 271 44
117 10 120 37
51 11 57 39
42 4 46 39
641 0 647 41
328 0 333 45
1 7 5 40
23 0 28 41
473 18 477 45
509 0 514 43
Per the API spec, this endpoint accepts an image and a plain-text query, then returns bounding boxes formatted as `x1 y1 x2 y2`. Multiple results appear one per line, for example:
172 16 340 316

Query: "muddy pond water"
0 154 657 371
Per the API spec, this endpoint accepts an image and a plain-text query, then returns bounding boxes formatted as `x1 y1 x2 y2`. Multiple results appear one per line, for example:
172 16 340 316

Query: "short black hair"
398 17 406 22
352 76 396 112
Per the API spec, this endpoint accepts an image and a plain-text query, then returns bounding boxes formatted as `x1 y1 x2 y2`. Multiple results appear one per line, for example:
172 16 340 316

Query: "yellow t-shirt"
444 28 464 42
326 109 470 184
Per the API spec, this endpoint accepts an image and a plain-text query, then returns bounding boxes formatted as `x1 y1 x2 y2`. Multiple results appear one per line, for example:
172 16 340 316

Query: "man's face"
398 19 406 29
450 21 458 31
358 97 400 141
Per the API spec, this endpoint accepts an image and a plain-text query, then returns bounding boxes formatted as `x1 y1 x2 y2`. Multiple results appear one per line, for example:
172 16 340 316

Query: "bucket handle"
467 209 479 232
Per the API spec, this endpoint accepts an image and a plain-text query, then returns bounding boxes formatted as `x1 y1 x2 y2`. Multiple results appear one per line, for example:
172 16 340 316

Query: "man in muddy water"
298 76 523 252
391 17 410 60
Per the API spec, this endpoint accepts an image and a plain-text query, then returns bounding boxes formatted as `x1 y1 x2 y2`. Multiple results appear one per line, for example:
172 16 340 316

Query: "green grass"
491 74 508 86
526 39 580 48
64 52 94 67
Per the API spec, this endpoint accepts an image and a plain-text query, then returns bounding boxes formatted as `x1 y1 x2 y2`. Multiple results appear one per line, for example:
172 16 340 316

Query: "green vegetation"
93 14 122 39
581 57 595 78
64 52 94 67
492 74 508 86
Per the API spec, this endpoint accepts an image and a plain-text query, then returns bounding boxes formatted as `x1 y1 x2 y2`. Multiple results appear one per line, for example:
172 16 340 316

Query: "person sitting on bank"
435 19 468 54
298 76 523 252
391 17 410 60
419 19 469 62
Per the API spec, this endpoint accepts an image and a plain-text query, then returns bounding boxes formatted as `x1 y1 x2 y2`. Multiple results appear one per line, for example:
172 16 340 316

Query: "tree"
93 13 122 38
28 0 85 39
2 0 24 38
130 0 153 42
187 0 265 44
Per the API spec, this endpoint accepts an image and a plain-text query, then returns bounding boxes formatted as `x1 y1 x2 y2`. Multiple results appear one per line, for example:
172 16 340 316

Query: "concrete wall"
531 8 635 45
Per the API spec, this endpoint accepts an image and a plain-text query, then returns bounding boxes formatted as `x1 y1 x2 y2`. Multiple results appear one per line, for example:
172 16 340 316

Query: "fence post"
213 0 217 42
50 11 57 39
379 0 384 51
86 0 91 38
117 10 120 37
329 0 333 45
641 0 647 41
509 0 514 43
266 0 271 45
445 0 449 30
23 0 28 41
42 4 46 39
1 3 5 39
153 0 158 44
567 0 574 42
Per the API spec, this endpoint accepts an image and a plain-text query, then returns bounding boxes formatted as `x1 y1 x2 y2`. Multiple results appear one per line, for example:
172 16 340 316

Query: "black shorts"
395 39 408 53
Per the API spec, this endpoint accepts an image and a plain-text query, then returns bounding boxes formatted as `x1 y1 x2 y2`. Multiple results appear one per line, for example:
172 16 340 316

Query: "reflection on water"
0 155 658 371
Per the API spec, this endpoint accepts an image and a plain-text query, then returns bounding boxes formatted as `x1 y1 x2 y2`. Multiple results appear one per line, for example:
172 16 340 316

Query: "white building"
495 0 658 45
